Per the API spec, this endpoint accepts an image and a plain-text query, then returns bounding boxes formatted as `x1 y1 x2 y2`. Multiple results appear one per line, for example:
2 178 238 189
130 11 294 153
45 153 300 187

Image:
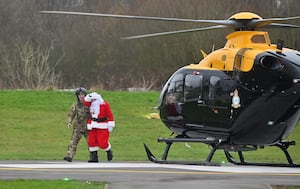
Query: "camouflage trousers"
65 128 88 159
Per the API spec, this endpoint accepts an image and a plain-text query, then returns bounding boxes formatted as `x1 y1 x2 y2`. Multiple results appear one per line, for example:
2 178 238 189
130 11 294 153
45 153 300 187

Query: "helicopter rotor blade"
268 23 300 28
39 10 233 25
122 25 226 39
249 16 300 29
39 11 300 32
262 15 300 22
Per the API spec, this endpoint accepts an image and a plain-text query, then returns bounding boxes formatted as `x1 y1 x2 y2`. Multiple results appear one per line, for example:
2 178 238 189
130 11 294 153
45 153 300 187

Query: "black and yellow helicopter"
41 11 300 166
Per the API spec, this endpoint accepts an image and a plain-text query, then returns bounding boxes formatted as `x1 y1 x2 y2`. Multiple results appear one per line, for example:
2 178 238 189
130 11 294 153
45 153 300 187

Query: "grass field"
0 179 105 189
0 90 300 164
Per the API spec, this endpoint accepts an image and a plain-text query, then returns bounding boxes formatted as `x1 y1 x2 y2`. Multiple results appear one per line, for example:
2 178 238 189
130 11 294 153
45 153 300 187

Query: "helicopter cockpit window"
166 73 183 102
251 35 266 43
208 76 221 100
184 74 203 101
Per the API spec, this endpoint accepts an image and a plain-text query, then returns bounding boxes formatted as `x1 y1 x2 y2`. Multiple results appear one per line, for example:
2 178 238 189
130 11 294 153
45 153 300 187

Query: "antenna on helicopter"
200 49 208 58
276 39 284 53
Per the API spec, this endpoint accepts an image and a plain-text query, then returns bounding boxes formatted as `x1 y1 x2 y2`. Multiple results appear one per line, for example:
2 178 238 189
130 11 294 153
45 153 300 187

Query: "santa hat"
84 92 104 103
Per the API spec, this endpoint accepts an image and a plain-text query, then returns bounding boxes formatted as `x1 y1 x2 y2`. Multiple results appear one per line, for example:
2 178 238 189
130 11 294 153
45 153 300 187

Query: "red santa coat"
85 101 115 130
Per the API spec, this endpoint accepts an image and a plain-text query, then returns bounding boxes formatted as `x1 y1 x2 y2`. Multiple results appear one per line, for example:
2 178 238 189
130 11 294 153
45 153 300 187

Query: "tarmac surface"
0 161 300 189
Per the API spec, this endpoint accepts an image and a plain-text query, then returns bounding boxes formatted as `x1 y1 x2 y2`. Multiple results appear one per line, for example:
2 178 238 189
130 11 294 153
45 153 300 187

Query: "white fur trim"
89 146 99 152
87 124 92 130
91 121 98 128
108 121 115 127
90 122 114 129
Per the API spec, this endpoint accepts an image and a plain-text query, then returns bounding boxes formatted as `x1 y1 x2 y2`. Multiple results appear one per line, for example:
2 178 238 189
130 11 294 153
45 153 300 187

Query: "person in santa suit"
84 92 115 162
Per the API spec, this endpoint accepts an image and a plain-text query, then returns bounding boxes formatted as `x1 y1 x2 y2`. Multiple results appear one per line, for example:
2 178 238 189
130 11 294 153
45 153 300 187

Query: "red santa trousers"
88 128 111 151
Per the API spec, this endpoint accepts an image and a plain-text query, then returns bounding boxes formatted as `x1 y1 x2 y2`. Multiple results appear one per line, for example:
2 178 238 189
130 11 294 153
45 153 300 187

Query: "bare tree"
0 38 63 89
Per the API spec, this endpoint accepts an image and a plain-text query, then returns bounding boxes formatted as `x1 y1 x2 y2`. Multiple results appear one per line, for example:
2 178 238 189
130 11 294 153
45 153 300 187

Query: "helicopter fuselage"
158 31 300 145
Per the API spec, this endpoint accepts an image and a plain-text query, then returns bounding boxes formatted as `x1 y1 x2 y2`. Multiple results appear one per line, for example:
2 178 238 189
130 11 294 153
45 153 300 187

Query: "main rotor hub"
229 12 262 20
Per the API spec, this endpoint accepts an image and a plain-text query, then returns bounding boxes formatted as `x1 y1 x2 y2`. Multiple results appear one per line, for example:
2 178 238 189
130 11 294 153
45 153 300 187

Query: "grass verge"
0 179 105 189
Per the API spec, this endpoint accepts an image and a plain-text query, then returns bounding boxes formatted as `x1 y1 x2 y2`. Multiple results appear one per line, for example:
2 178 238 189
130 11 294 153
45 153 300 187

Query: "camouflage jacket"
66 102 90 129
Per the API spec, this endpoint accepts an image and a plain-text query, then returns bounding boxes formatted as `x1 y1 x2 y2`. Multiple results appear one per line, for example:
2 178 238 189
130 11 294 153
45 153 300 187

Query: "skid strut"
223 141 300 167
144 136 220 166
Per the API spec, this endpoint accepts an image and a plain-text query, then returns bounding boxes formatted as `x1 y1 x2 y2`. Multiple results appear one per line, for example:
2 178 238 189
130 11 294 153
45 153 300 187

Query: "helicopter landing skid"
224 141 300 167
143 136 221 166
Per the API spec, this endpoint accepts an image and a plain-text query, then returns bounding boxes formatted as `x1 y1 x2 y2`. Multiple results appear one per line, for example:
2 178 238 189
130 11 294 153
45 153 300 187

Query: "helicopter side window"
208 76 221 100
251 34 266 43
184 74 203 102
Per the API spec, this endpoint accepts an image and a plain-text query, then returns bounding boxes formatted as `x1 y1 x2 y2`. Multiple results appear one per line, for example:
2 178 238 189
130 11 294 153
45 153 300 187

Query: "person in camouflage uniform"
63 87 90 162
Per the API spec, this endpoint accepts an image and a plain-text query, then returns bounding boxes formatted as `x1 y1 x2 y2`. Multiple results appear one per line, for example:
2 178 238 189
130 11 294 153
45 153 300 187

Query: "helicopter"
40 11 300 167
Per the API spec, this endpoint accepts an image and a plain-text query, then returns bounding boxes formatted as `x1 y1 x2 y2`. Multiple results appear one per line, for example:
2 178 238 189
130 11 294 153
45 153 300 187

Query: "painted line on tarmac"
0 162 300 175
1 167 300 177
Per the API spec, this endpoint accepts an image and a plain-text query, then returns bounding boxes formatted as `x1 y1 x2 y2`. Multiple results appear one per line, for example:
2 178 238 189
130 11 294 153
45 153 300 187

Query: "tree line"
0 0 299 90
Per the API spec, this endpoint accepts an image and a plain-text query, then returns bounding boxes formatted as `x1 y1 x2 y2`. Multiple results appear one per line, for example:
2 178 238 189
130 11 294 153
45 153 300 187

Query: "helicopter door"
183 73 231 130
183 74 205 127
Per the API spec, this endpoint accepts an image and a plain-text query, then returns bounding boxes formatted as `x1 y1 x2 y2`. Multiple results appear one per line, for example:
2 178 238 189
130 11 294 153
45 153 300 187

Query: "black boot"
63 156 72 162
106 149 113 161
88 151 99 163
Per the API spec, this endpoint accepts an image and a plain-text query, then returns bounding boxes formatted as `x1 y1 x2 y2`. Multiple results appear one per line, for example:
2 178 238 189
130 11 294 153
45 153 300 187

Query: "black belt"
91 117 107 122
